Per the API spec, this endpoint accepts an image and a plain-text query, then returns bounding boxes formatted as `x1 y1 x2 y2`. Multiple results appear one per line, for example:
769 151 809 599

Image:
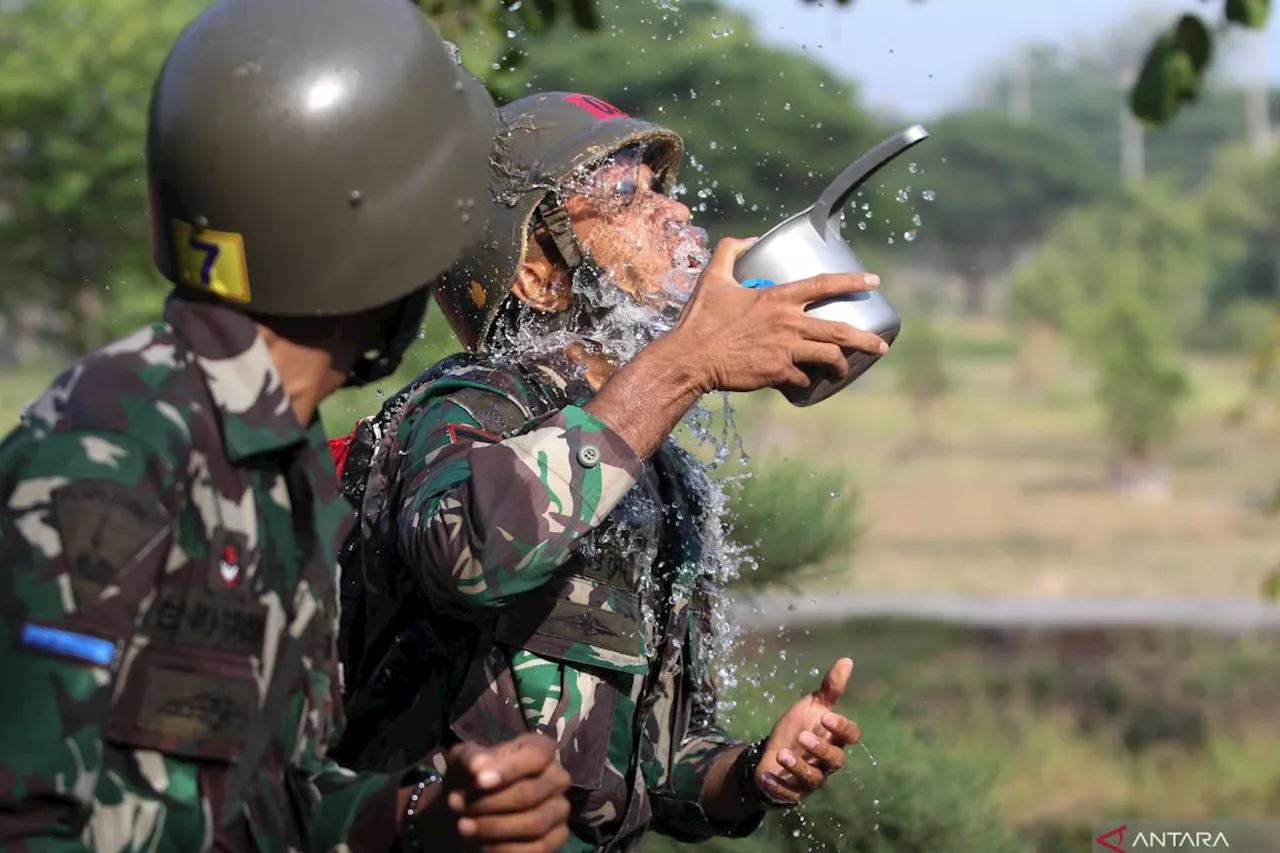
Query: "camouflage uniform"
0 298 404 852
337 351 763 852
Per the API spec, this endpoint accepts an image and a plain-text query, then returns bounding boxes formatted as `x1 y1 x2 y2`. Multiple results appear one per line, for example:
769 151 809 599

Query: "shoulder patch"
446 423 503 446
445 387 531 436
51 480 171 603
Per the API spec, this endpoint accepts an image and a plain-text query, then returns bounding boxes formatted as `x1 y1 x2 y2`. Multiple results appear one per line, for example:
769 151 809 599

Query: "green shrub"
722 459 861 590
642 697 1023 853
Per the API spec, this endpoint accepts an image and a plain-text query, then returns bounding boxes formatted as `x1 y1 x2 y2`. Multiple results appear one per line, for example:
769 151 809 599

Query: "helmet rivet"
349 190 363 207
193 215 209 229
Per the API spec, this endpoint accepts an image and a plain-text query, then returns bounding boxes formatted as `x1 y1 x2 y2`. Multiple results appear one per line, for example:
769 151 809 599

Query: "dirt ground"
719 320 1279 600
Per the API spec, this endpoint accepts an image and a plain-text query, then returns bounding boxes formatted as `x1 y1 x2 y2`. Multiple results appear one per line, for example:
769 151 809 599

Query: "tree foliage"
904 111 1115 313
499 0 914 239
816 0 1274 128
1011 183 1206 472
0 0 208 354
972 40 1279 191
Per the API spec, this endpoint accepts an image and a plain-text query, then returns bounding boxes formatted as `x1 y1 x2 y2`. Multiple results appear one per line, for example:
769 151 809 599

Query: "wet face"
560 148 709 315
501 147 708 385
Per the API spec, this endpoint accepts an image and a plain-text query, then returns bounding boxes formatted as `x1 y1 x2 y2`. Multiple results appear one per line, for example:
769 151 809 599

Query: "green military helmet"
434 92 685 351
146 0 497 319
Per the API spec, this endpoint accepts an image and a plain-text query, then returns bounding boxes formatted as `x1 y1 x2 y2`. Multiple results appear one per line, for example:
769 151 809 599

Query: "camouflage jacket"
0 297 401 853
337 352 762 852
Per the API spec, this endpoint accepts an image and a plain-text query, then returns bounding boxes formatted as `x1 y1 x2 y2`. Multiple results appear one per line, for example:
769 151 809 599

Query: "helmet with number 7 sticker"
145 0 497 382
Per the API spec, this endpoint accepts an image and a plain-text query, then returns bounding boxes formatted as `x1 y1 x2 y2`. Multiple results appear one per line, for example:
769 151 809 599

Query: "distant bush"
641 697 1022 853
723 459 861 590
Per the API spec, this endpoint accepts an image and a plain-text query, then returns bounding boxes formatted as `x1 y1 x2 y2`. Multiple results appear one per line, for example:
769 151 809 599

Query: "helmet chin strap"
535 196 585 271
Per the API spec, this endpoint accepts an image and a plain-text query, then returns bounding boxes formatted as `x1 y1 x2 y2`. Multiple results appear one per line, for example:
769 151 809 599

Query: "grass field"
3 318 1276 600
640 619 1280 852
699 320 1279 600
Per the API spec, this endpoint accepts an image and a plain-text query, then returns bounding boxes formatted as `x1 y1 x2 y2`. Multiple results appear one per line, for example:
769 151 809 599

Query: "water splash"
483 146 757 713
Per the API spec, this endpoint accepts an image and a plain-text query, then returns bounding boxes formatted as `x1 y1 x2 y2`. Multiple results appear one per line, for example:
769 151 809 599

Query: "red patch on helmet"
564 94 628 121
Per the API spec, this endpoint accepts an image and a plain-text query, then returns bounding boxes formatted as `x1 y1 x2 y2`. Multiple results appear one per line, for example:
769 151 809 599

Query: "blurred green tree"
500 0 910 240
904 111 1116 316
891 313 951 449
971 36 1280 191
723 459 862 591
0 0 207 355
813 0 1274 128
1011 183 1206 492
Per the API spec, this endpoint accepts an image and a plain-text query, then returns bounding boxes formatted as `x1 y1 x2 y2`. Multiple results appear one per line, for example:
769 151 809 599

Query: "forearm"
584 331 706 460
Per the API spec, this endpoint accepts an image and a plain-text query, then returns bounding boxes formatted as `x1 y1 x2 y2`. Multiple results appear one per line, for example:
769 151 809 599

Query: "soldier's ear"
512 255 573 314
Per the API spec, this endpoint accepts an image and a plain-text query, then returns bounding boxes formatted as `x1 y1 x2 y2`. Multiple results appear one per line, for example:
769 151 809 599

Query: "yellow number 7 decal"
171 219 251 303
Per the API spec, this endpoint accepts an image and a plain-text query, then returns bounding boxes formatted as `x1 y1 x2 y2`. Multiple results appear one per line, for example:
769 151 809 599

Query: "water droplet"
908 162 918 173
904 230 917 241
922 189 936 201
895 188 909 203
912 213 922 227
784 102 792 111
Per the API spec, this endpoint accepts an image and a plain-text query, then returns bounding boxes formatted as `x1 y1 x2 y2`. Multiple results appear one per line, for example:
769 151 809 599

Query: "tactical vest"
330 353 702 771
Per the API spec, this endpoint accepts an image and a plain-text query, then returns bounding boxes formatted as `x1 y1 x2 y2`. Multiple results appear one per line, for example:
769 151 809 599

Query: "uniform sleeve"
0 428 176 851
394 396 643 613
649 580 764 842
297 761 401 853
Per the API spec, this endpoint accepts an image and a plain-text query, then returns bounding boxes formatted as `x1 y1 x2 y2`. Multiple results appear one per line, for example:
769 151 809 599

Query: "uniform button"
577 444 601 467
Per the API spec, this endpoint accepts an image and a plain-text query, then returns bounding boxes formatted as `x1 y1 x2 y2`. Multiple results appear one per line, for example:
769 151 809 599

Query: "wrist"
651 329 713 398
733 739 798 811
397 767 445 852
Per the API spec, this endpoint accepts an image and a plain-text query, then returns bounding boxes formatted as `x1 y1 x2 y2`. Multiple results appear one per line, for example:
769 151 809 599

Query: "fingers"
777 272 880 304
447 742 504 790
775 748 825 790
790 342 850 382
447 733 557 792
456 795 572 844
821 711 863 748
799 318 889 355
757 771 804 804
816 657 854 705
484 733 560 785
703 236 759 280
796 730 846 774
452 764 571 816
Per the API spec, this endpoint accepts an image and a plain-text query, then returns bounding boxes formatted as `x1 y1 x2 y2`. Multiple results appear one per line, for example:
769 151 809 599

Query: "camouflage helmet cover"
434 92 685 351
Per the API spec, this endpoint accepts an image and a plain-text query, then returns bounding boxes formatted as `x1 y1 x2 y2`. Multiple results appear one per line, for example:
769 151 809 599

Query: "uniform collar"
164 295 311 462
519 350 597 409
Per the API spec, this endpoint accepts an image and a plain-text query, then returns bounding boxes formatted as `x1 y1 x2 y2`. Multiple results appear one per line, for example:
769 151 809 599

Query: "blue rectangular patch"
21 623 116 667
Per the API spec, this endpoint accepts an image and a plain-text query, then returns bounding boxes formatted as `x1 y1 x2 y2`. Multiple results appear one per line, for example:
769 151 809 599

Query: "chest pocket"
106 486 269 763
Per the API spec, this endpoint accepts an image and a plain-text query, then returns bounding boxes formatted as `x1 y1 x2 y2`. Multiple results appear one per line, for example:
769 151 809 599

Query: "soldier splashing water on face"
331 92 885 852
0 2 574 851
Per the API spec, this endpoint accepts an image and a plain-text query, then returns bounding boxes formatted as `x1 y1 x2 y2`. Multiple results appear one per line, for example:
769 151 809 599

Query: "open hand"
754 657 861 805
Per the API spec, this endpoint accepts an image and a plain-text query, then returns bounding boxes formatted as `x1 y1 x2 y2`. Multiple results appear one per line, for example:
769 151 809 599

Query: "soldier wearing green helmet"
333 91 883 851
0 0 571 850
